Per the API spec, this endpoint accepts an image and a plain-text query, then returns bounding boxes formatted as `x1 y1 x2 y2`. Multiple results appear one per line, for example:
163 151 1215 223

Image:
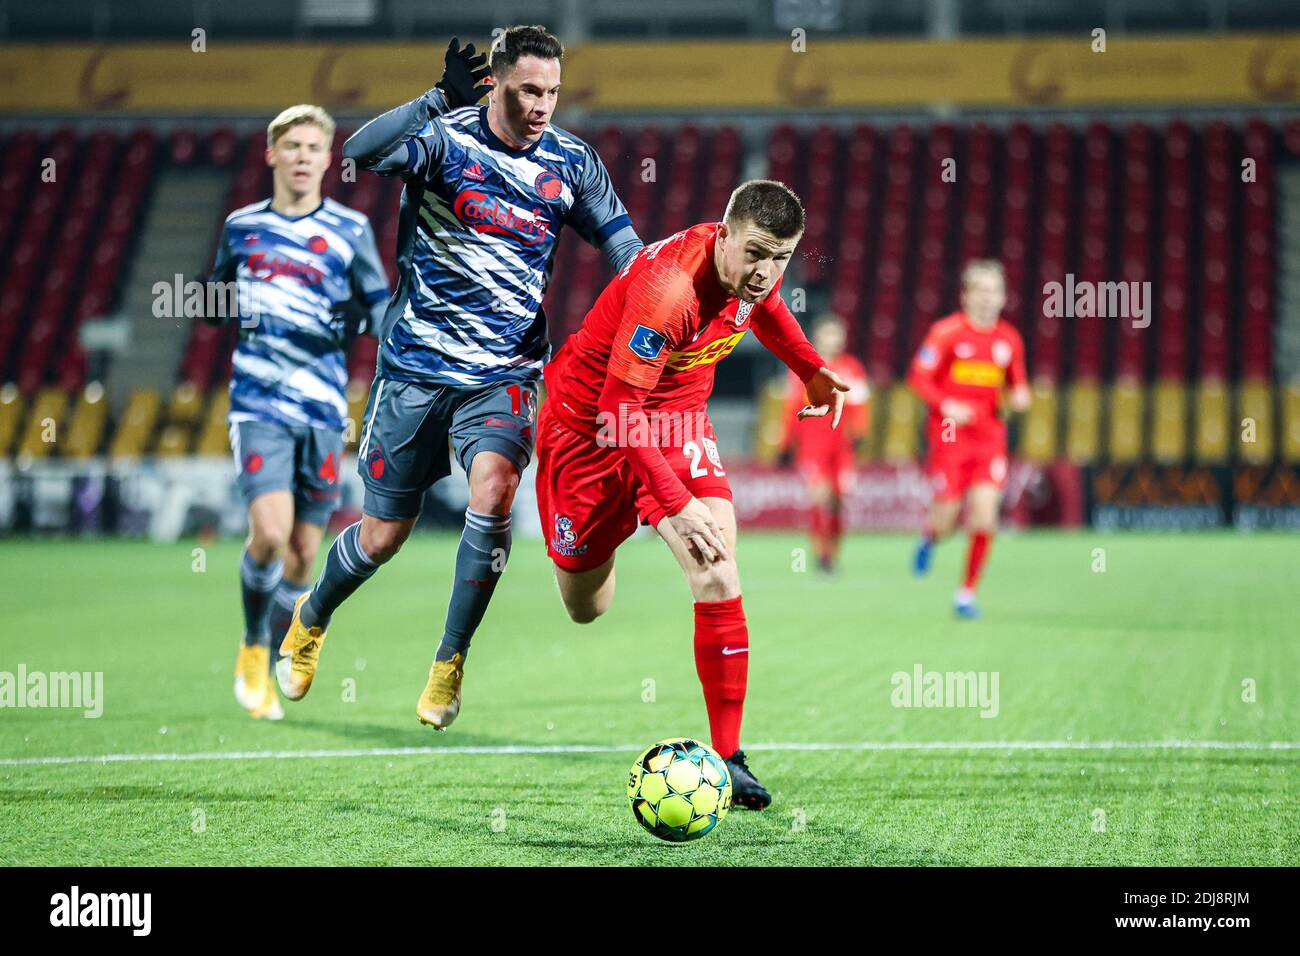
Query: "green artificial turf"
0 531 1294 865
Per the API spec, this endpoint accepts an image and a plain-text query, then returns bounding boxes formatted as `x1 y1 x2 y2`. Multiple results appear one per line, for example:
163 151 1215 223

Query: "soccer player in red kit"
907 260 1030 618
780 314 870 574
536 181 849 808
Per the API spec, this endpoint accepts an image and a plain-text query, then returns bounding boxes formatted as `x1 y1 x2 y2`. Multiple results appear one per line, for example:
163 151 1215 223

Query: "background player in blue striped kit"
205 105 390 720
277 27 644 729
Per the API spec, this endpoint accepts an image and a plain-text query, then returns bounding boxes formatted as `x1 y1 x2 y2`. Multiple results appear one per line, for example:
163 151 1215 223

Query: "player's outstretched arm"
565 143 642 271
748 290 824 382
343 91 447 175
597 373 728 563
343 37 485 177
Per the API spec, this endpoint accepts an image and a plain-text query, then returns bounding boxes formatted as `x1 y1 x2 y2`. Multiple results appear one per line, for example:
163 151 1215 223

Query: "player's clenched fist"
668 497 730 565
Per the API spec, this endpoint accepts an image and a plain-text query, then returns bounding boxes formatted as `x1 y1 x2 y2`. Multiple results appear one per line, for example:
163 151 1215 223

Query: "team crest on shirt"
552 515 587 557
534 170 563 200
732 301 755 327
992 340 1013 367
308 236 329 254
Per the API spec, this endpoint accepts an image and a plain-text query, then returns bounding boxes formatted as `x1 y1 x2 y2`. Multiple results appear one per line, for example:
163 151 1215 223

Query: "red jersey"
545 223 822 436
782 354 870 458
907 312 1027 447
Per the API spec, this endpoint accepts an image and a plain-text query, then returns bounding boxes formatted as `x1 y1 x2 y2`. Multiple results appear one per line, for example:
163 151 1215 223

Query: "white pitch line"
0 740 1297 768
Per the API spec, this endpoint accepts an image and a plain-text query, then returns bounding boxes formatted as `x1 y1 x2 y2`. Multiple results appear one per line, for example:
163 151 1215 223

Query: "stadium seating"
0 118 1292 468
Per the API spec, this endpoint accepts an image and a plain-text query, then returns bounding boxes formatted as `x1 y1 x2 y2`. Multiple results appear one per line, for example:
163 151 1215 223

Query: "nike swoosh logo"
721 647 748 656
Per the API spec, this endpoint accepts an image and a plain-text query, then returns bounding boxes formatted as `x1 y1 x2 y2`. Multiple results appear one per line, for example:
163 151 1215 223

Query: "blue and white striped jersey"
349 103 637 388
210 198 390 430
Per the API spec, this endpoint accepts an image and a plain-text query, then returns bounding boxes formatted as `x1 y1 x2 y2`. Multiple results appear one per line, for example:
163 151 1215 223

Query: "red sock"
693 596 749 759
963 531 992 591
827 504 842 562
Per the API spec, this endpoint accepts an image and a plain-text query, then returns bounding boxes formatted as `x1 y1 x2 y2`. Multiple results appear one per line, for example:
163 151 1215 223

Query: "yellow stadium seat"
751 378 790 464
1236 379 1273 464
17 388 69 459
167 382 205 427
63 383 110 459
1107 380 1144 464
1020 383 1057 463
345 379 370 453
0 384 25 457
195 389 232 456
1282 385 1300 464
1194 380 1230 464
1150 380 1187 464
881 383 920 463
858 387 881 463
109 389 161 460
156 424 191 457
1065 381 1101 464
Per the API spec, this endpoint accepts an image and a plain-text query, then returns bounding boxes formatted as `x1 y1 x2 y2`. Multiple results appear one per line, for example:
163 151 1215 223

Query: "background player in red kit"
536 181 848 808
780 314 870 574
907 260 1030 618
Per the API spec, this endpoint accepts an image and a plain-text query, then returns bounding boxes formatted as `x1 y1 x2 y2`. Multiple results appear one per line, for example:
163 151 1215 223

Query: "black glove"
435 37 491 109
198 277 229 327
330 299 369 351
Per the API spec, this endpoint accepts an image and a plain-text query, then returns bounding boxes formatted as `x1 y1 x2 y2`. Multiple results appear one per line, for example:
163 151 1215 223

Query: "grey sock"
240 550 284 647
301 522 379 630
269 578 309 660
435 509 511 662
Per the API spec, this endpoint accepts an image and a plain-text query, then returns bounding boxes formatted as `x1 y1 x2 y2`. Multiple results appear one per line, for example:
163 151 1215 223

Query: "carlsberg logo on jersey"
50 886 151 936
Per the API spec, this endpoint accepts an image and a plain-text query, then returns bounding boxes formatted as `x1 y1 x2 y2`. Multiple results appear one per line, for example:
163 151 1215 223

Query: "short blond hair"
961 259 1005 289
267 104 336 149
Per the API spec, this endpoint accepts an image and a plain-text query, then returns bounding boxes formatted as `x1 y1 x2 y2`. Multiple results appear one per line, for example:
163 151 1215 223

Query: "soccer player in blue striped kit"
207 104 391 720
277 27 644 729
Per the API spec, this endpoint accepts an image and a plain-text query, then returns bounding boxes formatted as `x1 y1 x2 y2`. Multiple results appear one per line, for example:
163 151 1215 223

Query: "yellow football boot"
275 593 327 701
416 653 465 730
234 644 270 714
250 678 284 721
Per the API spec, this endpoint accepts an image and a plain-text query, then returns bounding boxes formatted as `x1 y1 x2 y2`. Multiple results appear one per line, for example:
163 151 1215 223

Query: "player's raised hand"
797 366 851 429
668 497 730 565
435 37 492 109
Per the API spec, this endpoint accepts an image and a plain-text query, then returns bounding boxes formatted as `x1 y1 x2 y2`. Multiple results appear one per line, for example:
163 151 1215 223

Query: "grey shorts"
230 418 344 527
355 376 537 520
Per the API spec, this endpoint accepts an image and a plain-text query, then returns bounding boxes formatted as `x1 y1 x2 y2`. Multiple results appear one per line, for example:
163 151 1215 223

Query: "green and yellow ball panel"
627 737 732 843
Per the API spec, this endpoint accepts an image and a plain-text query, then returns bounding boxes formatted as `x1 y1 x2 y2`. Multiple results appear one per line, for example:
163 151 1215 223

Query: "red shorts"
535 402 733 572
927 442 1008 502
796 445 855 495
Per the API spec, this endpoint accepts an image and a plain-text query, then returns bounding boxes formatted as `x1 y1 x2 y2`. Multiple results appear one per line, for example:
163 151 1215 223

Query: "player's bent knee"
564 597 607 625
689 560 741 603
469 462 521 515
359 518 410 564
247 525 290 559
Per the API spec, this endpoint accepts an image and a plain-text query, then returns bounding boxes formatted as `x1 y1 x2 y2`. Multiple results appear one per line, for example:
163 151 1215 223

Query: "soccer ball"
626 737 731 842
